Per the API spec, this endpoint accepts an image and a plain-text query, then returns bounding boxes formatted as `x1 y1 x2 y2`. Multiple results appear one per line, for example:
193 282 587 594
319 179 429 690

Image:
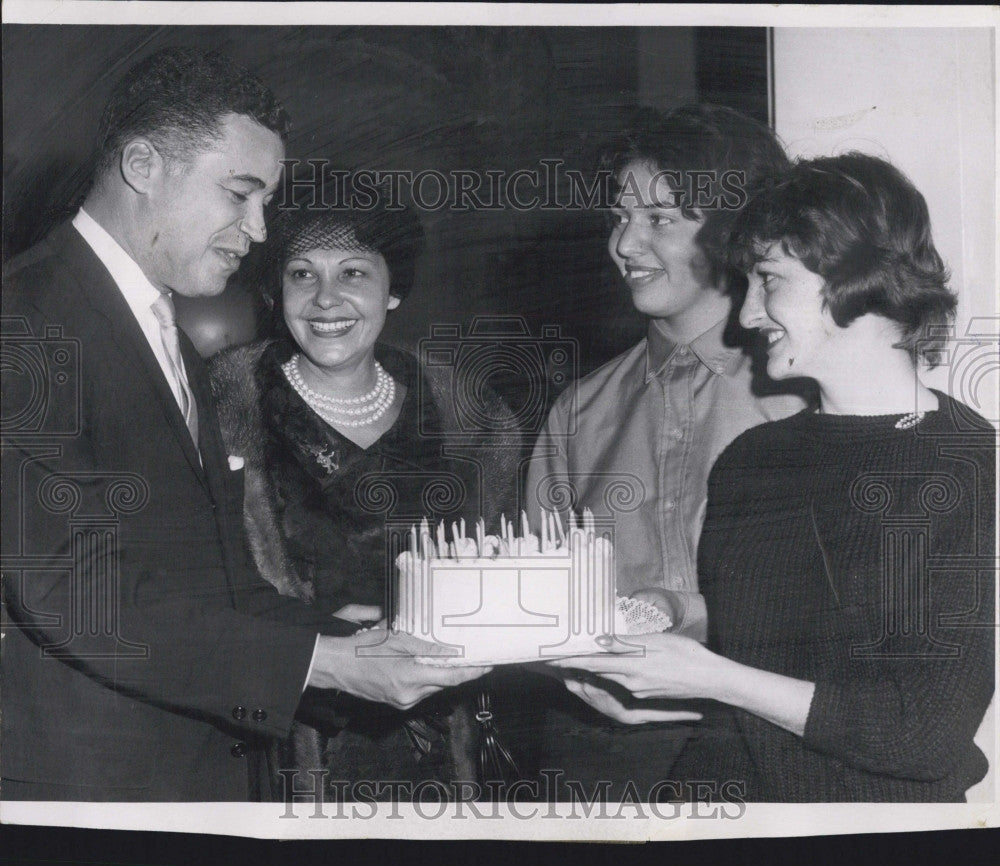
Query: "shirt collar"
72 208 165 313
645 315 742 382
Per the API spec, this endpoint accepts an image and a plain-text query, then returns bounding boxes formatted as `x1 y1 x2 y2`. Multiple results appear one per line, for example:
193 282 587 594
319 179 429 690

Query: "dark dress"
672 393 996 802
210 339 522 798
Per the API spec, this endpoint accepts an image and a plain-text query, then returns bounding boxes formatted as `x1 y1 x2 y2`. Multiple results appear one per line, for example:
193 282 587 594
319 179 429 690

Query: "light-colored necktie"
151 293 199 447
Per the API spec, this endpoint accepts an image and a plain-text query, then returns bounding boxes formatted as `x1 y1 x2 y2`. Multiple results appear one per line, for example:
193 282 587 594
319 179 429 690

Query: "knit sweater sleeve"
802 434 996 781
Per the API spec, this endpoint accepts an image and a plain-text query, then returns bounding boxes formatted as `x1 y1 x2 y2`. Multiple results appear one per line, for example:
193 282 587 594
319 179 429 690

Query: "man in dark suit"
1 47 485 802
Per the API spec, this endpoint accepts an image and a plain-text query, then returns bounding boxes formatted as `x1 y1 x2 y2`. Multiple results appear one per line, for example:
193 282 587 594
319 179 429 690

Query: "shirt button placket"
660 371 681 590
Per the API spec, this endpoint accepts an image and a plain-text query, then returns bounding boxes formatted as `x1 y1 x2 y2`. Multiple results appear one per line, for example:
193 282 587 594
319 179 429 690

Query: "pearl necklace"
282 355 396 428
288 355 389 407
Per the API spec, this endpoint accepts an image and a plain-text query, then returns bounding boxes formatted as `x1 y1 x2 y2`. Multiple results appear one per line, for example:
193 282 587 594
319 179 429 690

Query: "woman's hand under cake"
549 633 815 737
550 632 713 701
561 675 703 726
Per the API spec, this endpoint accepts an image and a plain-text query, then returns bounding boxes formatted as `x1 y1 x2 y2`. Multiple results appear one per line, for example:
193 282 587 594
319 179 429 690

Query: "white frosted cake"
394 510 668 664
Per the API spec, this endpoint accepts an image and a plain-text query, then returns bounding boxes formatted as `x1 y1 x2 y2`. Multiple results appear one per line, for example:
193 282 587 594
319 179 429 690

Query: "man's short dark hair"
94 47 290 178
600 103 792 285
730 152 956 365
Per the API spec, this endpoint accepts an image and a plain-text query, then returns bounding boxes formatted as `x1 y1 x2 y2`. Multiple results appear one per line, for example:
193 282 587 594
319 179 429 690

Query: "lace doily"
615 595 672 635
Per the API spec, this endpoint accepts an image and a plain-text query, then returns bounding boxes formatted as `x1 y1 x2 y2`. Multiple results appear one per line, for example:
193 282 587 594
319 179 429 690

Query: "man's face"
143 113 284 297
607 160 722 323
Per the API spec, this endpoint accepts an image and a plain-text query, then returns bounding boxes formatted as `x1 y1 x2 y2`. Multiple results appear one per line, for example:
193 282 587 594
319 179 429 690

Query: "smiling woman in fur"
209 174 521 798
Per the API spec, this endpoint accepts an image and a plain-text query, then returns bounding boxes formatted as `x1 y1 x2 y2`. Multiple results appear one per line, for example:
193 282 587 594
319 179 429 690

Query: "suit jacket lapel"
48 223 210 490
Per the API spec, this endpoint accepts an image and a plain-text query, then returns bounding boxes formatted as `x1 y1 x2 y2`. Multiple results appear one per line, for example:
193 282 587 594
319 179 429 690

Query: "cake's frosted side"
394 511 617 662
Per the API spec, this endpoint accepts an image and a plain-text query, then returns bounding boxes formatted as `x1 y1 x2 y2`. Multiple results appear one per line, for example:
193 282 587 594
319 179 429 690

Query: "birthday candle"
436 521 447 558
421 531 435 561
476 518 485 558
553 509 566 547
571 529 583 635
420 517 430 557
521 510 530 542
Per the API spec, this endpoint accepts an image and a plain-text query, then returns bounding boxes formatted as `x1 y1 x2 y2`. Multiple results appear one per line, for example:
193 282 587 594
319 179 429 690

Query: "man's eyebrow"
227 174 267 189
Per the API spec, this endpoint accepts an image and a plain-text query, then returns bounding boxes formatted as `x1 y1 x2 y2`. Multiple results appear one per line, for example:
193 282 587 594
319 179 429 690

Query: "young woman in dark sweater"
550 153 996 802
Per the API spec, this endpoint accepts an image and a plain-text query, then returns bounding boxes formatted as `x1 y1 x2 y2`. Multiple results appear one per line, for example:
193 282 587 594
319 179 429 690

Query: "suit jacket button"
252 709 268 722
232 706 247 720
231 742 247 758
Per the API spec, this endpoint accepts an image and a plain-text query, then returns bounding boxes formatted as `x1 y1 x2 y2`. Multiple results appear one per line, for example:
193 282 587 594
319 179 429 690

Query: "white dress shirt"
72 208 193 416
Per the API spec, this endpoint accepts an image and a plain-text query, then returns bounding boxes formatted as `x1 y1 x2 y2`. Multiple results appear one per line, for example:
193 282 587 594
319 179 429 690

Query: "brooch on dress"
307 444 340 474
894 411 926 430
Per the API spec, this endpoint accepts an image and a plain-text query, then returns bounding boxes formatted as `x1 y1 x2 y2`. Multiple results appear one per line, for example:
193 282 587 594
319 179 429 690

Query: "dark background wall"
3 25 767 406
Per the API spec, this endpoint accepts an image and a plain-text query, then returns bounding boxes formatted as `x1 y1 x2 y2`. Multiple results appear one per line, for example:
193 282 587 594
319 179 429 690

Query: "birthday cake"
394 510 669 664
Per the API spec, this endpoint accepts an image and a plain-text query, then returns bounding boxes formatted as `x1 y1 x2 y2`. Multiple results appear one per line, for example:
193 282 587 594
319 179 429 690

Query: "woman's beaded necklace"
282 354 396 428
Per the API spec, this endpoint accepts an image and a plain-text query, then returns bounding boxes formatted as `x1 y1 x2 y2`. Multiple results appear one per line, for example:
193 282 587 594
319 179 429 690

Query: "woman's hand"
548 632 719 701
333 603 383 625
550 633 816 737
561 675 702 725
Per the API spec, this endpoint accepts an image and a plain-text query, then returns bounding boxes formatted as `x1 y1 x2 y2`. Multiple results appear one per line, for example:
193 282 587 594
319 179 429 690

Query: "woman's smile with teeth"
765 328 786 346
310 319 357 333
625 265 662 281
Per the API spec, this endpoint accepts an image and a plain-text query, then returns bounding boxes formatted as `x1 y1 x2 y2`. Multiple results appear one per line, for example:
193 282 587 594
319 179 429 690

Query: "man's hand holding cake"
306 630 492 711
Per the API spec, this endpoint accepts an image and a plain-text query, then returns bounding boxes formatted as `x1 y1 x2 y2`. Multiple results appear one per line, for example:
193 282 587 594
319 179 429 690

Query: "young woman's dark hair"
599 103 792 287
730 152 956 365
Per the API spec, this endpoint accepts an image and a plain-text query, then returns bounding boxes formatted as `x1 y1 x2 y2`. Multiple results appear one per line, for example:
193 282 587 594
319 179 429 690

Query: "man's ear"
387 295 402 311
120 139 164 195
